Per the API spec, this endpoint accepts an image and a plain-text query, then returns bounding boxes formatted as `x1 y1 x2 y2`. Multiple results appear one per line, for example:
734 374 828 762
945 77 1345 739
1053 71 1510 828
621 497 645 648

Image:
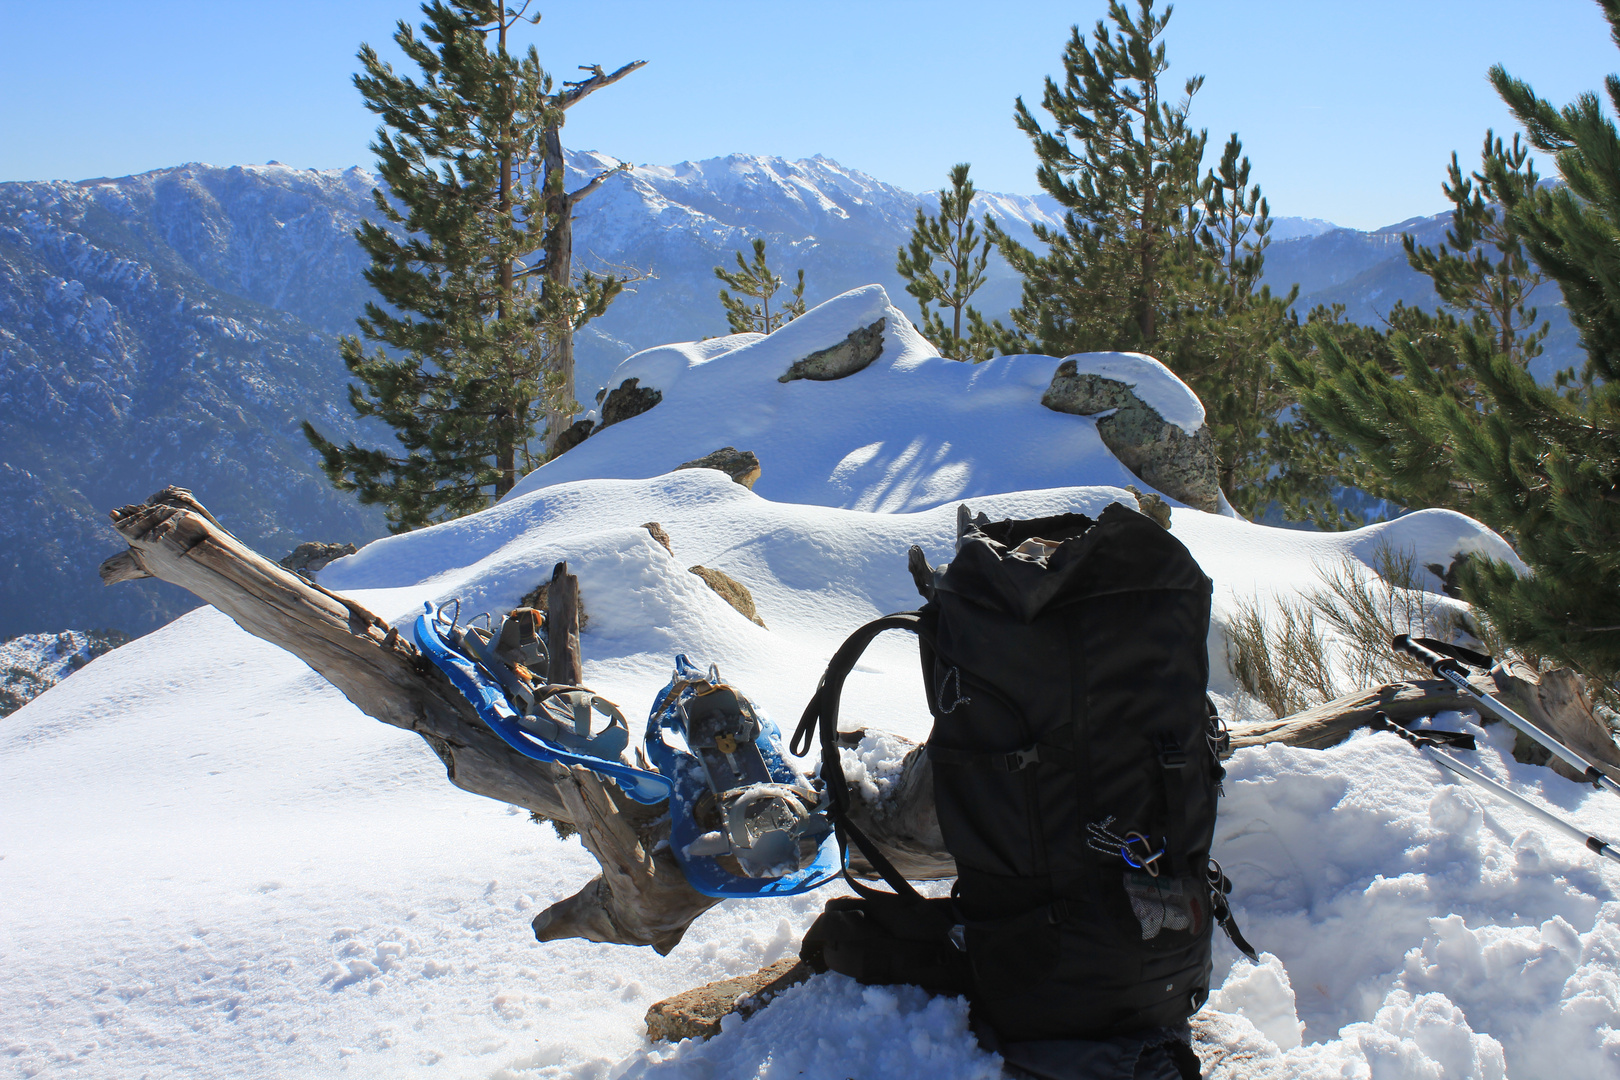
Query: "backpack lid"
939 502 1211 623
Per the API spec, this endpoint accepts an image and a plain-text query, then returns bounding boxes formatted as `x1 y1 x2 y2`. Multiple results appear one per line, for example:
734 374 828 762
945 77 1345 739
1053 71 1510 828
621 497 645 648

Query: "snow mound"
512 285 1180 512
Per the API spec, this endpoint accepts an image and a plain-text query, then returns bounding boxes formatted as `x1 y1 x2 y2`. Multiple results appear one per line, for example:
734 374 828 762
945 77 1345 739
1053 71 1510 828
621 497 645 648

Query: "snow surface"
3 289 1616 1079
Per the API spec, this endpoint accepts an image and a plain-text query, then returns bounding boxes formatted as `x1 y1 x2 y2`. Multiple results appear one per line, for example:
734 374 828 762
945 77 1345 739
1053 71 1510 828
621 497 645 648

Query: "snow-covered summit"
515 285 1195 514
566 150 1058 251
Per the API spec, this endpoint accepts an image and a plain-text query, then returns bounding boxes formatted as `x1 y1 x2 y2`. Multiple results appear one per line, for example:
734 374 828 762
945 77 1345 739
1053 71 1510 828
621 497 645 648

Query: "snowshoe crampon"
645 655 838 898
412 601 670 805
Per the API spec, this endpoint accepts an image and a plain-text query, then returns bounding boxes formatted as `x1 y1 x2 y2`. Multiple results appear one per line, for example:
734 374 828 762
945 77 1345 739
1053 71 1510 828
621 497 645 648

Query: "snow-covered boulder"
1040 353 1219 512
526 284 1225 515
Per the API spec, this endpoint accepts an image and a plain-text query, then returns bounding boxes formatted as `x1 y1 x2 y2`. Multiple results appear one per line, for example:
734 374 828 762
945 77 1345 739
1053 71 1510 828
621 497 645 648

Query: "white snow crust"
2 289 1613 1080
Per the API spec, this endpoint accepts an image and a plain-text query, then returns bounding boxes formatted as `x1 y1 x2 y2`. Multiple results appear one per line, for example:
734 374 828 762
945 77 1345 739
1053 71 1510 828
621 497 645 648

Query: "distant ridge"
0 153 1576 636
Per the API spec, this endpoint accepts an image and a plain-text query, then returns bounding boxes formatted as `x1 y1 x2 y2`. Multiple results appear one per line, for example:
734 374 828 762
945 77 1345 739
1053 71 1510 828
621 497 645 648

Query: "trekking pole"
1373 713 1620 866
1392 634 1620 798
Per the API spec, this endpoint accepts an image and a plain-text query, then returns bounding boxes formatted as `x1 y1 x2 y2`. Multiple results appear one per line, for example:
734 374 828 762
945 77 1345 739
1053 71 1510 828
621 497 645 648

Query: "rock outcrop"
642 522 674 555
778 318 885 383
278 541 358 577
1041 359 1220 512
688 566 767 628
599 377 664 428
551 418 596 456
674 447 761 488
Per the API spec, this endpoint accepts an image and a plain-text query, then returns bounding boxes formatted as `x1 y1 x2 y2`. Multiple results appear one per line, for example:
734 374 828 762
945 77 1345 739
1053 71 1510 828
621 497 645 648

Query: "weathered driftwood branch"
98 487 1618 956
100 487 716 952
1227 677 1496 752
1491 659 1620 783
545 561 583 687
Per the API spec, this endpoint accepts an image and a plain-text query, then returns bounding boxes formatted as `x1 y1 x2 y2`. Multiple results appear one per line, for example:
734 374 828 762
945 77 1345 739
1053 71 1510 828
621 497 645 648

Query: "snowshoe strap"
793 611 931 903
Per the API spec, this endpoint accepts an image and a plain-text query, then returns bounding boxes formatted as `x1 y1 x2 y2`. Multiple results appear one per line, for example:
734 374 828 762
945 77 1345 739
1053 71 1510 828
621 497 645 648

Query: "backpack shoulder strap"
791 611 933 902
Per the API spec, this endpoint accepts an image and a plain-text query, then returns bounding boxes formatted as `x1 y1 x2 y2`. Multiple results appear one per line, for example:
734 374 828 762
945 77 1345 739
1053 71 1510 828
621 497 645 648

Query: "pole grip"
1392 634 1467 678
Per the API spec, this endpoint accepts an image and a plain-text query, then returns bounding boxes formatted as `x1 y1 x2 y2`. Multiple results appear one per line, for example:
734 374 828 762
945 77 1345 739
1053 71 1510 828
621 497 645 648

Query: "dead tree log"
1227 677 1496 752
99 487 713 952
97 487 1617 955
545 561 583 687
1492 659 1620 783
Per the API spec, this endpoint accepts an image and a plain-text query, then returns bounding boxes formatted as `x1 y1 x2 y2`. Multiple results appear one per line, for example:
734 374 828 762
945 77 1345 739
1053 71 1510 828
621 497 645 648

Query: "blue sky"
2 0 1614 229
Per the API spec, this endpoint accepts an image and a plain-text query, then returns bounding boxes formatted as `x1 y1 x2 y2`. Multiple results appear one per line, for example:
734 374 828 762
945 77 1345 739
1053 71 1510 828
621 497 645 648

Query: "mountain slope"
0 163 391 637
1263 213 1580 380
0 152 1579 638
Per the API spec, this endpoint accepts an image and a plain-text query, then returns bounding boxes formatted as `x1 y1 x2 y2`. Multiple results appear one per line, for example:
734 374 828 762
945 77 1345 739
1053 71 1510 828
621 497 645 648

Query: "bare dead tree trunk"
545 561 583 687
96 487 1615 954
539 60 646 455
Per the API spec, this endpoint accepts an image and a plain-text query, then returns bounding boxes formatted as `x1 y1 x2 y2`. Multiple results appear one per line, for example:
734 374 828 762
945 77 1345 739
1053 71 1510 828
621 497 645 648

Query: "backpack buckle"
1155 732 1187 769
999 745 1041 771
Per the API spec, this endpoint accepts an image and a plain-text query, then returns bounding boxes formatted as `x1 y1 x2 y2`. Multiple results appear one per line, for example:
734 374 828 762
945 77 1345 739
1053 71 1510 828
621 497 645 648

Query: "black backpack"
794 504 1254 1072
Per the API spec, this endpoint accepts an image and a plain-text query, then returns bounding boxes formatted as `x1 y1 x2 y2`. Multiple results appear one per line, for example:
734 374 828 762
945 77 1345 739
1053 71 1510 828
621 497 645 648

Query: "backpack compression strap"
791 612 931 903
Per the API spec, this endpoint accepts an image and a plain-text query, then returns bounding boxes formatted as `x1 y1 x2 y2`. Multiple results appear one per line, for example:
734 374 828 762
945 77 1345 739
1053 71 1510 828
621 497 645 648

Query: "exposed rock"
689 566 767 628
1125 485 1173 530
778 318 885 383
278 541 358 577
1041 360 1220 512
674 447 761 489
552 418 596 456
1424 554 1468 599
643 522 674 555
645 957 807 1043
599 377 663 428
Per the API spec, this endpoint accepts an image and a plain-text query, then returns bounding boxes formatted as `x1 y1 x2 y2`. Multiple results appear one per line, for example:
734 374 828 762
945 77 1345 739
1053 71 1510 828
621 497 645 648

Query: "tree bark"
545 561 583 686
539 60 647 455
1226 676 1497 752
96 487 1616 954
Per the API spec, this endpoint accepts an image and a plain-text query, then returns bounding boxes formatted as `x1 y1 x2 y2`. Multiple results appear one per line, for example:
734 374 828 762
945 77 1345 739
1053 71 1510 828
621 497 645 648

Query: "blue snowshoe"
645 655 839 898
413 601 671 805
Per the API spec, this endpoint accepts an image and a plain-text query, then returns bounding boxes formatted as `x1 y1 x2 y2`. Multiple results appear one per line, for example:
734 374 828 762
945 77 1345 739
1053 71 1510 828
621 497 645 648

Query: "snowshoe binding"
644 655 838 898
413 600 670 805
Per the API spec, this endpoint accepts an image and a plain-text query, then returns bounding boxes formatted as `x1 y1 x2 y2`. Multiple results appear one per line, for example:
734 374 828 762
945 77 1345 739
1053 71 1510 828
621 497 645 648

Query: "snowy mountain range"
3 287 1612 1078
0 151 1574 639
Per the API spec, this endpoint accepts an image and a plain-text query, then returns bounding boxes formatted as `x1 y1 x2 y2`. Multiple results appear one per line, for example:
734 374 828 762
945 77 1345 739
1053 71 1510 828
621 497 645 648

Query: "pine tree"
1404 132 1550 377
897 164 998 361
1279 0 1620 682
989 0 1207 358
1275 132 1554 520
715 238 806 334
1174 133 1301 515
303 1 642 532
992 1 1309 515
